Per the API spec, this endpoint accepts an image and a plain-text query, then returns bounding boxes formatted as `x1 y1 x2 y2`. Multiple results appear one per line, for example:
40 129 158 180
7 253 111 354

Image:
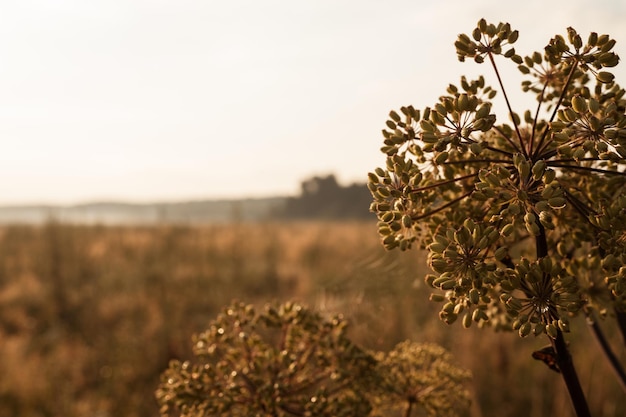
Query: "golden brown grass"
0 221 624 417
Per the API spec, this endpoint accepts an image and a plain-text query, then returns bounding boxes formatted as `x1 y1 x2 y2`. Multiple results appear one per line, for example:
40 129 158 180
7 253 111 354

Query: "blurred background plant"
156 300 471 417
371 341 471 417
369 19 626 417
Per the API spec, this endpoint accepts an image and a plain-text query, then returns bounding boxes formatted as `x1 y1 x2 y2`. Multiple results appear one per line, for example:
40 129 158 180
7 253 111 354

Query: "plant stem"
535 224 591 417
550 329 591 417
487 52 527 159
586 311 626 392
404 400 414 417
615 308 626 347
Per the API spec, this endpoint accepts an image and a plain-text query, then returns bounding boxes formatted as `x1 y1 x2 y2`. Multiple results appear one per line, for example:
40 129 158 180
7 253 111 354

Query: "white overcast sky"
1 0 625 204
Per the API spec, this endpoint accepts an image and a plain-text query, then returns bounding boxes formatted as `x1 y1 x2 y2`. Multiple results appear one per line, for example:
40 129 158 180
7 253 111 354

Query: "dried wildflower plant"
155 301 471 417
369 19 626 416
156 301 375 417
371 341 471 417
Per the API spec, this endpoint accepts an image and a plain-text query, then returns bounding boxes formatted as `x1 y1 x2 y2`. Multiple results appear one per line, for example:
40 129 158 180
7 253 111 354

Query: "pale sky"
1 0 625 205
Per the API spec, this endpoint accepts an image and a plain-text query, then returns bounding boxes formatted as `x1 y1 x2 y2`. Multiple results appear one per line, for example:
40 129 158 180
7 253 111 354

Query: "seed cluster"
369 19 626 336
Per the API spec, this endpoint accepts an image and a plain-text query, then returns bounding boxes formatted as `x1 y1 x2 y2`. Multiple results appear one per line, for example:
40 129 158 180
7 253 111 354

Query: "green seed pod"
533 323 546 335
539 211 555 229
469 288 480 305
524 212 537 224
389 110 401 122
401 214 412 228
458 94 469 112
597 71 615 83
539 256 552 273
501 223 515 237
565 108 578 122
601 38 616 53
435 151 449 164
469 142 483 156
546 323 558 338
535 201 549 213
462 312 473 328
588 32 598 46
429 293 445 302
442 301 456 313
431 110 445 126
478 18 487 32
428 242 446 255
531 160 546 180
420 119 435 133
494 246 508 261
519 322 532 337
571 95 587 113
507 297 523 311
472 308 482 322
525 222 540 236
454 303 464 315
455 226 471 246
544 169 556 183
441 278 458 290
377 187 391 198
548 197 566 209
442 311 458 324
390 221 402 232
516 159 530 180
597 33 610 46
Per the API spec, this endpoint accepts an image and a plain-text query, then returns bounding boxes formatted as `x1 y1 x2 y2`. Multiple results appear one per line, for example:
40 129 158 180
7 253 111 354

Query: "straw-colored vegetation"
0 221 624 416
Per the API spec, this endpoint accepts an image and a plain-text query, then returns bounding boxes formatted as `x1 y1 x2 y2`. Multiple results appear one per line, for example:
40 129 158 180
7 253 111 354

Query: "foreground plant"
369 19 626 417
155 301 471 417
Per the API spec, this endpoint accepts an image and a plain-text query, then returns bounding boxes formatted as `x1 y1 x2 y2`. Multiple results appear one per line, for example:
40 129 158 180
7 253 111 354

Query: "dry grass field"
0 220 624 416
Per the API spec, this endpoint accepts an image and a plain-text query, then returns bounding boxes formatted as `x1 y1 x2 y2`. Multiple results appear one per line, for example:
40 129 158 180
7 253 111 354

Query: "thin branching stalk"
585 310 626 392
487 52 527 158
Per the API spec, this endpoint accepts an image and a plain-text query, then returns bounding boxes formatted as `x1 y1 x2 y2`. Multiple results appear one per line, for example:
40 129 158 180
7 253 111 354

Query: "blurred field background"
0 219 625 417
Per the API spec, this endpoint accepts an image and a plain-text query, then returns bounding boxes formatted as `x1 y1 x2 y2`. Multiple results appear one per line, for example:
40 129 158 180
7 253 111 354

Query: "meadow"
0 220 624 417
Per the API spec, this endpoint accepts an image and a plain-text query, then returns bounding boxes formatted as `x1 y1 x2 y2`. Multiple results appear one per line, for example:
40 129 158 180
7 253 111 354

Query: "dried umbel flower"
370 341 471 417
156 301 376 417
370 19 626 336
155 302 472 417
370 17 626 417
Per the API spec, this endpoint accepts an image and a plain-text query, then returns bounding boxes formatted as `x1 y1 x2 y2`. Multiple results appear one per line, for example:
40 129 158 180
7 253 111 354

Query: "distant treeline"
273 174 374 220
0 174 374 224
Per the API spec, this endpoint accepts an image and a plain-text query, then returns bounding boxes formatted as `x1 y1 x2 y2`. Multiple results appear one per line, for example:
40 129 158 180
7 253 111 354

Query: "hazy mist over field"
1 0 625 205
